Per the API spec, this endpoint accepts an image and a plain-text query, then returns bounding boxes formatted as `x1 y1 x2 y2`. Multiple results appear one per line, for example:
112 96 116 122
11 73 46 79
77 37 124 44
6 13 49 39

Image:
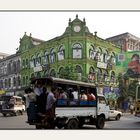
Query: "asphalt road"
0 112 140 130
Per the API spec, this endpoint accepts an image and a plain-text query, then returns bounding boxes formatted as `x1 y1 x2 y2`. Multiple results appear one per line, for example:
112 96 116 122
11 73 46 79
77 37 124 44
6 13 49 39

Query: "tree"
59 65 79 81
117 73 128 108
127 80 138 99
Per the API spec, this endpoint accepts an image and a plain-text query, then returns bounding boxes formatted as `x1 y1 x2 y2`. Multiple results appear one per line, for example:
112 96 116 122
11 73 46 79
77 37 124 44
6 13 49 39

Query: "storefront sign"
97 62 107 69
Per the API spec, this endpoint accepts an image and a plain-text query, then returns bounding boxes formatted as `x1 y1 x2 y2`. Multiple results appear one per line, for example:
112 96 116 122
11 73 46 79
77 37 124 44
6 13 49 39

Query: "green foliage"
117 73 138 105
127 80 138 99
59 65 79 81
117 73 128 99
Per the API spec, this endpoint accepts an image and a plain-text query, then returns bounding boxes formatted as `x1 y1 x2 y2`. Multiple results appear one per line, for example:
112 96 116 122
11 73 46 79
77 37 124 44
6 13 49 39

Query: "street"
0 112 140 130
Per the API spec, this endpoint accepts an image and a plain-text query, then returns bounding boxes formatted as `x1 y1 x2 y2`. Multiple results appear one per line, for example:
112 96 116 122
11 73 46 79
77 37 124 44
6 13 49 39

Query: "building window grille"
50 49 56 63
58 45 65 61
72 43 82 59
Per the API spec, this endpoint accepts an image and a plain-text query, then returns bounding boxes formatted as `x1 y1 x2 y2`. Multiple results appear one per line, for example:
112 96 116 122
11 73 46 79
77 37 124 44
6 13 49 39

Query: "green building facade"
17 15 121 89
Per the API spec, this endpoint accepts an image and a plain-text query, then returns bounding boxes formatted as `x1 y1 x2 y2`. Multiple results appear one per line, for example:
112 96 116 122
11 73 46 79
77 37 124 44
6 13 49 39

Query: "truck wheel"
96 116 105 129
14 111 18 116
20 110 23 115
65 119 79 129
57 124 63 129
35 125 42 129
3 113 6 117
78 122 84 128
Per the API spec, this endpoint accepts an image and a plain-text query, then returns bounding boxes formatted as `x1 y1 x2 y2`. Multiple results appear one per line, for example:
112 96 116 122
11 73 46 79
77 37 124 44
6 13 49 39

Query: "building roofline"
106 32 140 40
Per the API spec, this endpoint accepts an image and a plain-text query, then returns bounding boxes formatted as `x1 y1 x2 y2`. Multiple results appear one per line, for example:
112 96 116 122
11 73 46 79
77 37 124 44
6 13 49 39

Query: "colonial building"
0 53 21 95
0 52 10 59
106 32 140 52
17 15 121 90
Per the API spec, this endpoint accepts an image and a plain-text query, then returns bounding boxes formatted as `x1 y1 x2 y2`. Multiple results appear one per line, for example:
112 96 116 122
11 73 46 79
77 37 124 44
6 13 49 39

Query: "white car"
108 109 122 121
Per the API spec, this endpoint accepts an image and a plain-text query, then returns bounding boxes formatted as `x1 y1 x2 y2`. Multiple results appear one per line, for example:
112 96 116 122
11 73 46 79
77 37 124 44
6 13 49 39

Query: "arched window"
50 69 56 77
111 71 115 83
44 70 49 77
59 67 65 78
0 80 3 89
89 45 96 60
7 63 11 74
111 52 116 64
26 59 29 68
103 70 108 82
22 60 25 68
95 48 102 61
13 77 16 87
97 69 102 82
31 73 35 78
8 78 11 88
23 77 25 86
30 55 36 68
26 76 29 86
88 67 96 81
36 54 41 66
5 79 8 88
17 60 20 72
36 72 41 78
89 67 95 74
50 48 56 63
58 45 64 61
17 76 21 86
13 61 17 72
72 43 82 59
103 50 109 63
75 65 82 80
44 51 49 64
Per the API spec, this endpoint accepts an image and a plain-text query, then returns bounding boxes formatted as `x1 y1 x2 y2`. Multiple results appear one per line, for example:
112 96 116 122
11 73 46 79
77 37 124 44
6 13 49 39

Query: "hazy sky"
0 11 140 54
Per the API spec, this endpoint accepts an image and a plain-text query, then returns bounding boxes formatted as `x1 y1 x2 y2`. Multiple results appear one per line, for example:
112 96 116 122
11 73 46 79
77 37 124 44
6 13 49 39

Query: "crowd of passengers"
23 80 96 124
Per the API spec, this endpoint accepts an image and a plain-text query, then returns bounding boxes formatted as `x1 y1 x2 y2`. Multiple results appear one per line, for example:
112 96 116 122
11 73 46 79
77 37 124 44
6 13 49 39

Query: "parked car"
108 108 122 121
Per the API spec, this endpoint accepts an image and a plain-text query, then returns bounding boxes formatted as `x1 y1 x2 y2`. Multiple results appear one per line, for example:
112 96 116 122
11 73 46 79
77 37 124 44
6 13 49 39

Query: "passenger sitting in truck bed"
87 90 96 101
67 88 74 100
80 90 87 101
58 89 67 99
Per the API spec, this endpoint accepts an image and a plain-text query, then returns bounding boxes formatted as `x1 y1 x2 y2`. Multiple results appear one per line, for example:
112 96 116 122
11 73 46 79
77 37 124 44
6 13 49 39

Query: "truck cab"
97 94 110 120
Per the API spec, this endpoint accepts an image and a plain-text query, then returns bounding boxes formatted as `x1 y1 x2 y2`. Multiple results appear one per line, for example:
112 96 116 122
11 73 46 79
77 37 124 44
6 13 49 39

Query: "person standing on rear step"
42 86 57 127
37 87 48 117
24 87 36 123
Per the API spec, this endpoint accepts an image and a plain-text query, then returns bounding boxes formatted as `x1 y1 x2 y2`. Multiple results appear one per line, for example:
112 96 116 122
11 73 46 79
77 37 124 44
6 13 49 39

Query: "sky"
1 11 140 54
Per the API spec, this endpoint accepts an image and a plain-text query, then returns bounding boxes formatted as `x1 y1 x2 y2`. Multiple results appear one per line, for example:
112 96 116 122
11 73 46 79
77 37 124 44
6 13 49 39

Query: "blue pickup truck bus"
28 77 109 129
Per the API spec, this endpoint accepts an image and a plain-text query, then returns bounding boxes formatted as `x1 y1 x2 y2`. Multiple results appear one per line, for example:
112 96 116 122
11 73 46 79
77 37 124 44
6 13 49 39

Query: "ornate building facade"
17 15 121 90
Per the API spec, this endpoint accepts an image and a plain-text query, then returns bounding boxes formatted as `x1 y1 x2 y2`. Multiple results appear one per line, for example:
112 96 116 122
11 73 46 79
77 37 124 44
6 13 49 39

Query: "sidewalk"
122 112 133 116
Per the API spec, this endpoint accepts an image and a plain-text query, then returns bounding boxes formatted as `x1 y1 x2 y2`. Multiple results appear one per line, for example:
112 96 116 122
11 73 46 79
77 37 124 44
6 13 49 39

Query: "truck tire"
3 113 6 117
65 119 79 129
35 124 42 129
96 116 105 129
14 111 19 116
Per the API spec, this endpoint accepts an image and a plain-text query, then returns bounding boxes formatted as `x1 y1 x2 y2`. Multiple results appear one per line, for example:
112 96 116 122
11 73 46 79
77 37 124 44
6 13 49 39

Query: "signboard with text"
97 62 107 69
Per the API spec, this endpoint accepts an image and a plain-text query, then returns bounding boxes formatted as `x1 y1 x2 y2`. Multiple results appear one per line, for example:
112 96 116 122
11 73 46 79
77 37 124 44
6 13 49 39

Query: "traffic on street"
0 112 140 130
